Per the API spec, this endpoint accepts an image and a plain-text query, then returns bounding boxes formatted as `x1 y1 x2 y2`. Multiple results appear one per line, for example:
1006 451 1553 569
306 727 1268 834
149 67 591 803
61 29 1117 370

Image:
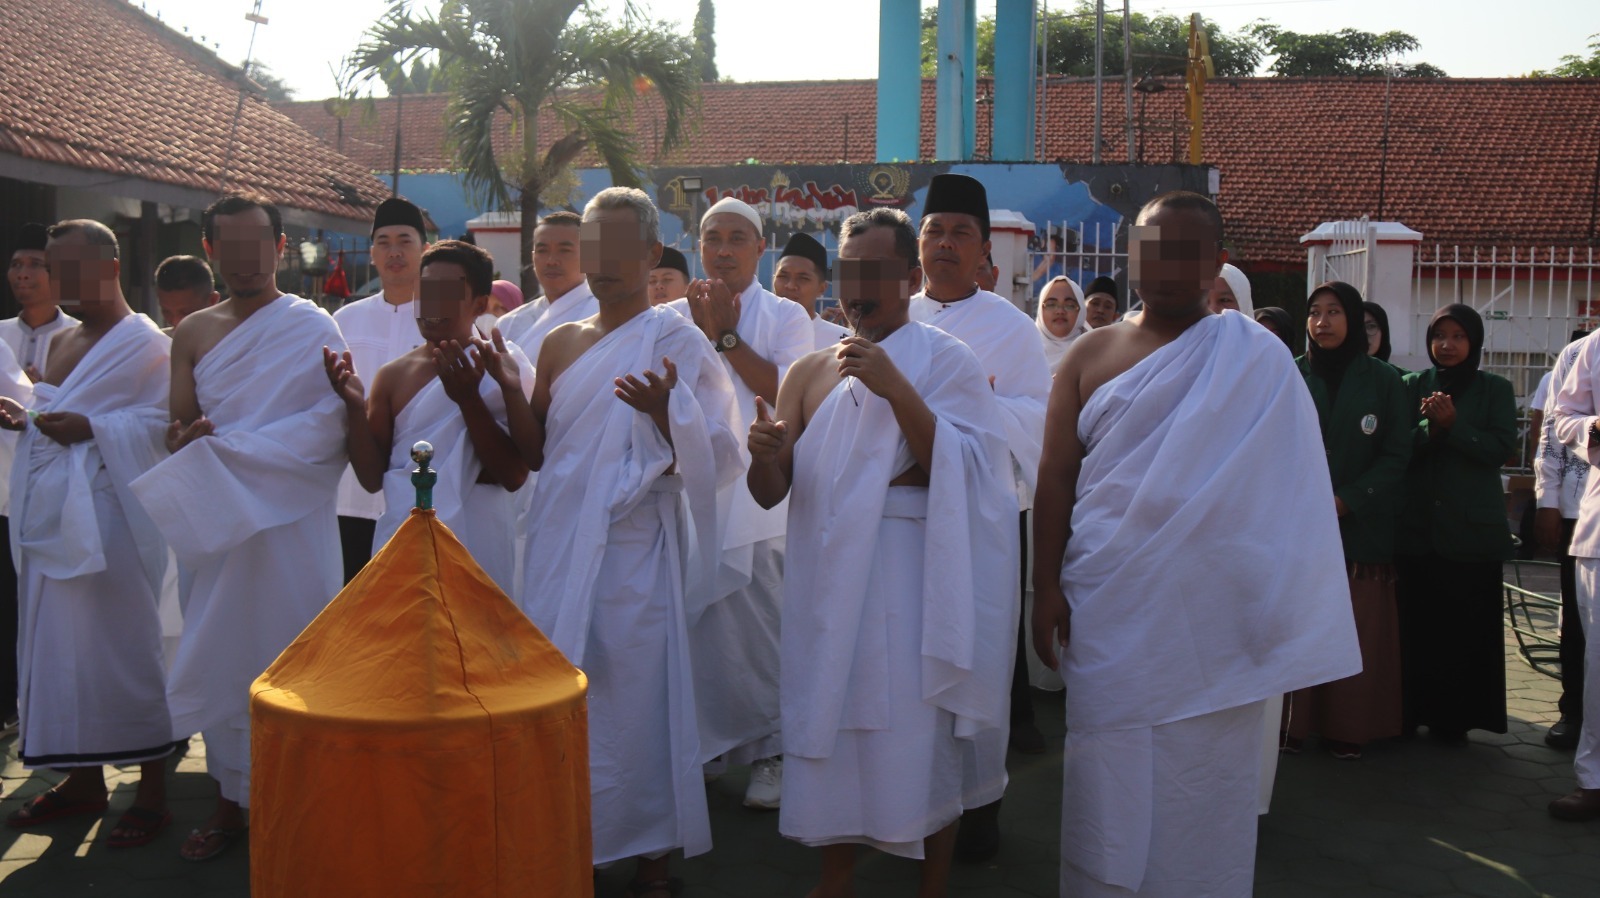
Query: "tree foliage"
1530 34 1600 77
248 63 296 100
917 4 1443 79
349 0 699 294
1251 24 1444 77
693 0 718 82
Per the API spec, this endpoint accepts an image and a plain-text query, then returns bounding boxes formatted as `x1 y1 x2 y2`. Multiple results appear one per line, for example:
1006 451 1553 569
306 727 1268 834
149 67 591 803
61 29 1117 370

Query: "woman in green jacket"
1396 303 1516 740
1284 282 1412 759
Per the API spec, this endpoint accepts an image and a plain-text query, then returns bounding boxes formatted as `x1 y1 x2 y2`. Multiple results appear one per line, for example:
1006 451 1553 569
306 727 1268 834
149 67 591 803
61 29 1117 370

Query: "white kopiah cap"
701 196 763 236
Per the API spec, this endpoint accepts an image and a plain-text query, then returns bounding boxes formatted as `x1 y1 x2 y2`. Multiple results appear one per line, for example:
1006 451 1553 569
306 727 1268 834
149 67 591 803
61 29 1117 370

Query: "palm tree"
350 0 700 295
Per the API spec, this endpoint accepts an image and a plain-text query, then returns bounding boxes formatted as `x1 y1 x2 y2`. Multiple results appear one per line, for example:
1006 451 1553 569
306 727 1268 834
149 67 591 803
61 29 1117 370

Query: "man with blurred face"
1032 191 1361 896
154 255 220 334
648 246 692 306
0 220 174 849
326 239 531 593
330 197 430 582
670 196 812 808
773 232 847 351
504 187 740 892
4 223 79 382
911 173 1050 861
496 211 597 359
747 207 1013 898
131 193 348 862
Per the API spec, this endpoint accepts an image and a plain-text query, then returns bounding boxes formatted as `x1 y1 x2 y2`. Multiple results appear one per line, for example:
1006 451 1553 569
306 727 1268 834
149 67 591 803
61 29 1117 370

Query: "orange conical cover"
250 510 591 898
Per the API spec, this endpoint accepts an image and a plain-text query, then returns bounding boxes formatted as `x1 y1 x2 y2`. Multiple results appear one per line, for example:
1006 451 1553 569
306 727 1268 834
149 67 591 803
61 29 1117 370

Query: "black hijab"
1363 301 1393 362
1426 303 1485 397
1306 281 1368 397
1253 306 1296 355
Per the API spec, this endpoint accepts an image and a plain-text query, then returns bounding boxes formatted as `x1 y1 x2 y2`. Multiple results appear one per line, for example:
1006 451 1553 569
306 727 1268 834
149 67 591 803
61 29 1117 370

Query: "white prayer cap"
1219 263 1254 315
701 197 763 236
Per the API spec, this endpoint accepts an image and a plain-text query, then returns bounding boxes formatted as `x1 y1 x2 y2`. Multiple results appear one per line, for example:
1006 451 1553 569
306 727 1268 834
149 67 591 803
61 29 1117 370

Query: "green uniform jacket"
1397 368 1516 561
1297 354 1414 564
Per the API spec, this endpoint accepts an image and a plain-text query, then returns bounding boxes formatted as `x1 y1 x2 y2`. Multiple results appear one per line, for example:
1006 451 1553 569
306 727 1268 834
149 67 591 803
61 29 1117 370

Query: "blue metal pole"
876 0 921 162
961 0 977 160
935 0 970 160
992 0 1035 161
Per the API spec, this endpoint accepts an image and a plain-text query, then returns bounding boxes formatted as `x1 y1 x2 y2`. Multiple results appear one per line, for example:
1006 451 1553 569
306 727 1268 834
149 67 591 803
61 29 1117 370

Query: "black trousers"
1559 518 1587 722
1011 511 1033 726
0 516 15 720
338 515 377 585
1396 552 1509 734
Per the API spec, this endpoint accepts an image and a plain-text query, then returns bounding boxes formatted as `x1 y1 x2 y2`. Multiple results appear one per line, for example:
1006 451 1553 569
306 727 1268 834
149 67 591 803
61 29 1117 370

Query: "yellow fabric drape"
251 510 591 897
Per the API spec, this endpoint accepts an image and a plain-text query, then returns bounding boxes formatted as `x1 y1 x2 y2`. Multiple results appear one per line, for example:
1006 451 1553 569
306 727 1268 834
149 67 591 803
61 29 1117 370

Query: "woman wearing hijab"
1208 262 1255 315
479 279 523 336
1364 301 1405 372
1254 307 1297 354
1395 304 1516 741
1282 282 1412 760
1035 275 1089 370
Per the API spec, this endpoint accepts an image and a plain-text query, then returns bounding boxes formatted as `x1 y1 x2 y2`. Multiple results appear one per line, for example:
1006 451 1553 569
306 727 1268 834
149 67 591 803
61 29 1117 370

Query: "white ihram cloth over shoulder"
670 282 812 764
811 315 849 352
332 293 424 519
372 341 534 593
12 315 173 766
908 287 1047 805
1057 311 1360 893
780 321 1016 858
520 305 741 864
132 295 347 806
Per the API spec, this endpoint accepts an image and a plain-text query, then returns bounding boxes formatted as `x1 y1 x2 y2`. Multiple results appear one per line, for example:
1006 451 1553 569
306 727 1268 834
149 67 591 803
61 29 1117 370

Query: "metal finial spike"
411 440 436 511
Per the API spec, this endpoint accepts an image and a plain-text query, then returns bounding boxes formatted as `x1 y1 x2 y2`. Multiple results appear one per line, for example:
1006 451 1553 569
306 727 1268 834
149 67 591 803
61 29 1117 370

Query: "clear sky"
143 0 1598 102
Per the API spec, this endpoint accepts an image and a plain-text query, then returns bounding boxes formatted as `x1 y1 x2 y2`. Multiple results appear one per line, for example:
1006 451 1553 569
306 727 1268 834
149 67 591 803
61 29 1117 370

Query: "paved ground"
0 565 1595 897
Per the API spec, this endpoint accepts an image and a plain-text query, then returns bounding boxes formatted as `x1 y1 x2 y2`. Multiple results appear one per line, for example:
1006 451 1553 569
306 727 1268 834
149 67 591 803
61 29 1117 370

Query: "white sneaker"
743 756 783 809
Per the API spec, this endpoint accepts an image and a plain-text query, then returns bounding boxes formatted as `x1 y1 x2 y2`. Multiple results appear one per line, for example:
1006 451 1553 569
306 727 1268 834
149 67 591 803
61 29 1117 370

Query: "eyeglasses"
1041 300 1078 311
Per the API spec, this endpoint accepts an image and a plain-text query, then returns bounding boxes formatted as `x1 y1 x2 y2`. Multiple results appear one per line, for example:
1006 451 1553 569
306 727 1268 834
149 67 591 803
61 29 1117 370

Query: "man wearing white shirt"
909 174 1052 862
330 197 430 581
495 211 598 356
3 223 79 383
1547 329 1600 820
773 232 848 351
671 197 813 809
1536 331 1592 751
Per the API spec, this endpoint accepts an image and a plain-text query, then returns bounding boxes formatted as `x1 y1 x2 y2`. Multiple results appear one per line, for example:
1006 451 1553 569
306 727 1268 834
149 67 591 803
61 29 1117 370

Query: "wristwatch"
715 330 741 353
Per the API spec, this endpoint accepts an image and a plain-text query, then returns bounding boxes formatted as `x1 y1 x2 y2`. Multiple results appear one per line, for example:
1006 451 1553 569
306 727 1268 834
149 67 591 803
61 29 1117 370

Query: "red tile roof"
276 76 1600 263
0 0 390 229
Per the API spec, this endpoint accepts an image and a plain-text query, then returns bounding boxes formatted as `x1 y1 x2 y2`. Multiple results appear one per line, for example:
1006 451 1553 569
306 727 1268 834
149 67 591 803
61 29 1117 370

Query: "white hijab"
1035 276 1089 370
1218 263 1254 315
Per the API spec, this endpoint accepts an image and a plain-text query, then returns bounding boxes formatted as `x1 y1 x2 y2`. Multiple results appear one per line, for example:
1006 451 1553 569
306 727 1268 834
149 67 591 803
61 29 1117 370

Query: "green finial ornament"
411 440 436 511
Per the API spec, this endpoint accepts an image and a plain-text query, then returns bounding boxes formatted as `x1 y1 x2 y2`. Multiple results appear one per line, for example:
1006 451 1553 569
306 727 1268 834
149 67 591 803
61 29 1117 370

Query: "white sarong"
778 321 1015 857
520 306 740 864
12 315 172 766
132 295 347 805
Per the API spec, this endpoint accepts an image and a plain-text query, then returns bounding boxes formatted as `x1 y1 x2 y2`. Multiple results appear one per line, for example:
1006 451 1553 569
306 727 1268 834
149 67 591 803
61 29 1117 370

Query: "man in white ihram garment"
748 206 1015 898
508 187 741 896
1033 190 1361 896
132 194 348 862
668 196 813 808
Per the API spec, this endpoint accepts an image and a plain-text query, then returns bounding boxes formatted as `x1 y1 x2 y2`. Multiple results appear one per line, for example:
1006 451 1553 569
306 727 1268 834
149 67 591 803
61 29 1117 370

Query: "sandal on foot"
108 806 172 849
626 878 683 897
5 790 108 828
180 826 244 862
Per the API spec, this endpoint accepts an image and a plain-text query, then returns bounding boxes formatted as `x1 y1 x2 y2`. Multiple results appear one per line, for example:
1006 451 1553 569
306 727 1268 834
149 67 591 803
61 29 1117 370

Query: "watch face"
720 332 738 349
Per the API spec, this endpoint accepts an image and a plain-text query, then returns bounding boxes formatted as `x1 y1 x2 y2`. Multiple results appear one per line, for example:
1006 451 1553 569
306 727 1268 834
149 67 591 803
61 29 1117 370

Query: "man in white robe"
669 197 813 808
909 174 1051 859
0 220 173 848
1547 330 1600 820
330 197 430 581
131 194 347 862
749 207 1014 897
327 239 533 594
495 210 599 353
510 188 740 894
1034 192 1361 896
773 232 848 352
3 222 79 381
